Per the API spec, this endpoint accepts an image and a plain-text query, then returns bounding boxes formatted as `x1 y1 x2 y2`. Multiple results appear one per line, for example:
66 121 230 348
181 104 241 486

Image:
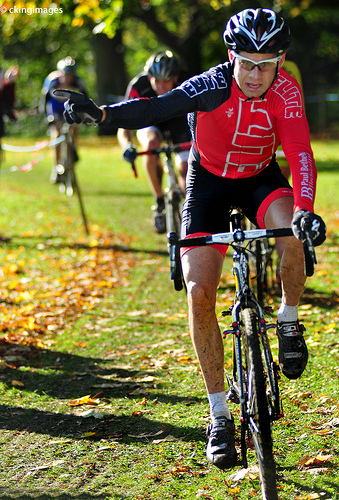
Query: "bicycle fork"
223 302 282 467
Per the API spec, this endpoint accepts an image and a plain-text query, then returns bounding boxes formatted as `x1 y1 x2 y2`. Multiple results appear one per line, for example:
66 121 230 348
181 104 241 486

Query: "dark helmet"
144 51 180 80
223 8 291 55
57 56 77 75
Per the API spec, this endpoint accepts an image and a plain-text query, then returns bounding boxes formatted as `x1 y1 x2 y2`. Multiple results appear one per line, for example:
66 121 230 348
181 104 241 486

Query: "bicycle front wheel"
242 308 277 500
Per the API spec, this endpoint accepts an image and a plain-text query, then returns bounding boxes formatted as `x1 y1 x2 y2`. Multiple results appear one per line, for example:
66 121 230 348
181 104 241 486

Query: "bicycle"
54 122 89 235
131 139 191 288
55 122 78 197
170 208 316 500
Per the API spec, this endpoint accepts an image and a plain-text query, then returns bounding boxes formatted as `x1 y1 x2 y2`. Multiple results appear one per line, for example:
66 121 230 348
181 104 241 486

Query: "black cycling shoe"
152 211 166 234
206 416 237 470
276 320 308 379
152 197 166 234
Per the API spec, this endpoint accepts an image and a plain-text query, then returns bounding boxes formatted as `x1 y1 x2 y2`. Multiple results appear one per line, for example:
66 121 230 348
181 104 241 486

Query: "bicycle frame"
173 208 317 499
57 122 89 235
133 140 191 280
224 211 283 433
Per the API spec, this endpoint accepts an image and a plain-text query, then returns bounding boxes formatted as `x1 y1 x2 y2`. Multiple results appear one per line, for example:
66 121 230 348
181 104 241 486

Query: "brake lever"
301 218 317 265
300 217 317 277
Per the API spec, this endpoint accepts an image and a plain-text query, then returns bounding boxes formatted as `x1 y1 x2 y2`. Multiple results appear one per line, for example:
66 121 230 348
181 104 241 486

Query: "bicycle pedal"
221 309 232 317
264 306 274 315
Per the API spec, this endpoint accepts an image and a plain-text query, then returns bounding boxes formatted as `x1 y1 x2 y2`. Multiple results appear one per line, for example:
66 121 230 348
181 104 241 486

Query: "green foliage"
0 0 339 133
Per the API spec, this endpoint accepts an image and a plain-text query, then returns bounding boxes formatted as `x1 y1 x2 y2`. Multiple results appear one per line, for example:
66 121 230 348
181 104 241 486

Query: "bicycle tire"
251 238 275 302
241 308 277 500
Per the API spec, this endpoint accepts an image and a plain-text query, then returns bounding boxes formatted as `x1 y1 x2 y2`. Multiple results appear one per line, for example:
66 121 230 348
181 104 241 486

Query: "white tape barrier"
2 135 65 152
0 135 65 174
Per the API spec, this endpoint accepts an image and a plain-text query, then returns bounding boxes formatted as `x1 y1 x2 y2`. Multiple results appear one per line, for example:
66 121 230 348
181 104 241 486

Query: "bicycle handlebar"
130 142 192 178
135 142 192 157
178 227 294 248
173 222 317 279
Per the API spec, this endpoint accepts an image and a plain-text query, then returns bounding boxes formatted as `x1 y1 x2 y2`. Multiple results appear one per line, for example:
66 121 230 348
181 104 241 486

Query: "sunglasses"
231 51 283 72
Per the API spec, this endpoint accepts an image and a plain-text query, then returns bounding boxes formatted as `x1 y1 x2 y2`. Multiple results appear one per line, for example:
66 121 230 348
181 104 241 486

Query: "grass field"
0 135 338 500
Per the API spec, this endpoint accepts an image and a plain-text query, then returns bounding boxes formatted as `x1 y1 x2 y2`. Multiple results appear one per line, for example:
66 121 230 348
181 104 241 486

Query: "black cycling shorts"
181 157 292 238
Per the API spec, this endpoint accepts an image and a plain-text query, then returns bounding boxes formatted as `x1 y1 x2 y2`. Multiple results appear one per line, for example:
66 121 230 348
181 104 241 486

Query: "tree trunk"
92 30 128 135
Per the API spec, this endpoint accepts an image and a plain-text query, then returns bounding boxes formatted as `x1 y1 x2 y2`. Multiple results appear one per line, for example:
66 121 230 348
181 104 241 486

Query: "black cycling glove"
122 143 138 164
292 210 326 246
53 90 103 125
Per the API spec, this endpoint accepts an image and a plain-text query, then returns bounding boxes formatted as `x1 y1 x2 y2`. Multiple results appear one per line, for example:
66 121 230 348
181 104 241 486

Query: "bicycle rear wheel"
249 238 275 302
242 308 277 500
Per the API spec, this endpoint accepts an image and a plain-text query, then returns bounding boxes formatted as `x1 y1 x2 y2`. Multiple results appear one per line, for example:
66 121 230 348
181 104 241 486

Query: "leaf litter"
0 228 134 362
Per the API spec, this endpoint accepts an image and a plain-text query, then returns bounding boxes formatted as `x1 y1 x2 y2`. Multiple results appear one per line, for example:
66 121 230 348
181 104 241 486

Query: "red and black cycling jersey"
103 62 316 213
125 73 156 100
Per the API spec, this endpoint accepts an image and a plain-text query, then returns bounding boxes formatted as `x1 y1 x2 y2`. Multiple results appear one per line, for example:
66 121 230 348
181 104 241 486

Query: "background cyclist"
59 8 326 473
117 51 191 234
40 56 87 183
0 64 19 243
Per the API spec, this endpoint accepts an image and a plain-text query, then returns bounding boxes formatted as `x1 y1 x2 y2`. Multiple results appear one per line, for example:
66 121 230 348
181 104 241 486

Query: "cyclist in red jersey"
117 51 191 233
59 8 326 471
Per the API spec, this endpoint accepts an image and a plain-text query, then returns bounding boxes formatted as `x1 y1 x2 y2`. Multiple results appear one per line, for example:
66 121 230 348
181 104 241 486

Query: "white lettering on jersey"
299 152 315 200
180 69 228 97
222 99 275 176
272 74 303 119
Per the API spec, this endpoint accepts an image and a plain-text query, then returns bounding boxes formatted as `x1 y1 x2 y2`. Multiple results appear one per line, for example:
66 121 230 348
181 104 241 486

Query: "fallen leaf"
82 409 105 419
11 380 25 387
153 435 181 444
128 430 163 439
69 395 98 406
299 454 333 467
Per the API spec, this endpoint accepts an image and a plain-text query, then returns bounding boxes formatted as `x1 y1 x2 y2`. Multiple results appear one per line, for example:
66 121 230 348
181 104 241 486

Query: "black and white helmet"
223 8 291 55
144 51 180 80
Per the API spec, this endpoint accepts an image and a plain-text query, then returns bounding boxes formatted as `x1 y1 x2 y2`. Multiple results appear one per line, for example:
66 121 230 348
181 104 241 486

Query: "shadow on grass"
0 401 204 443
0 491 126 500
301 287 339 310
0 344 204 443
276 471 339 500
0 346 201 401
3 235 168 257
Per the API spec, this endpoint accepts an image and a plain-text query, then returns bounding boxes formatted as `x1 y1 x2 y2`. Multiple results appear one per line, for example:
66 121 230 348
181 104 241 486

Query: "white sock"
208 391 231 421
278 302 298 323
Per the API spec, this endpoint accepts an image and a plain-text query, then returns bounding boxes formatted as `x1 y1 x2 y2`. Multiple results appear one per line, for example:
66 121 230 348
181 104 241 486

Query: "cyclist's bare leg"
137 129 164 199
181 246 225 394
264 196 306 307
